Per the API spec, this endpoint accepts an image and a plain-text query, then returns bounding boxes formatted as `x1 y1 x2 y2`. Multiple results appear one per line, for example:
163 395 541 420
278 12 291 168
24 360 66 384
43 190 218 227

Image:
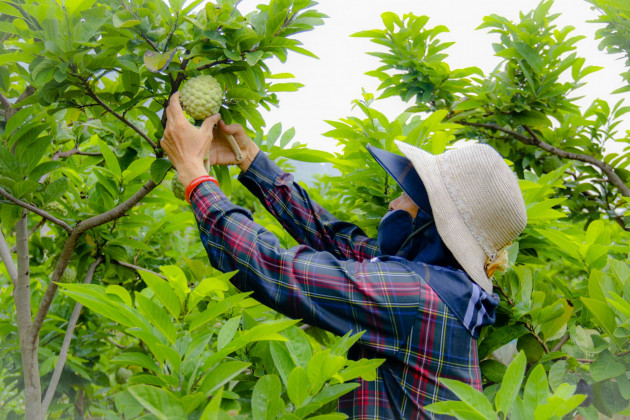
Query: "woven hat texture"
395 140 527 293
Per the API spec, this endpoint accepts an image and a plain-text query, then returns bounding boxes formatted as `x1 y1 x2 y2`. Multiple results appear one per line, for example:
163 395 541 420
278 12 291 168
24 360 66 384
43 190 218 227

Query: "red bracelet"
185 175 220 203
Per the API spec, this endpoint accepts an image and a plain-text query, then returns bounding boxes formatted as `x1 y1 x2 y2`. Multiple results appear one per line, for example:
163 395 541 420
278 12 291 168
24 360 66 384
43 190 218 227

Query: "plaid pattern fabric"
190 152 490 419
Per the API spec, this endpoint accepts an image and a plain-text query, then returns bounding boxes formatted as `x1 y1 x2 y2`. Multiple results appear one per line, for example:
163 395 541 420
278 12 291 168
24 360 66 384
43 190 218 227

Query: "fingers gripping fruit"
172 173 186 201
178 75 243 164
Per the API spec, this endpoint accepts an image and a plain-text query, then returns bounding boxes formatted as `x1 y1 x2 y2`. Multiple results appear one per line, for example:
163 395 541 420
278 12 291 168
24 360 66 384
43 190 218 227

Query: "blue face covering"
377 210 435 257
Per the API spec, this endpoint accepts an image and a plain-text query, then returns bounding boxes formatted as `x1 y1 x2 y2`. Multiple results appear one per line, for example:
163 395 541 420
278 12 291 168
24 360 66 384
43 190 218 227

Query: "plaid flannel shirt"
190 152 498 419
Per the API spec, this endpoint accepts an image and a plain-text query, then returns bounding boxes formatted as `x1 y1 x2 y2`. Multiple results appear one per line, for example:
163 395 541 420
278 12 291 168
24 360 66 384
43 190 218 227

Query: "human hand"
209 120 260 172
161 92 220 187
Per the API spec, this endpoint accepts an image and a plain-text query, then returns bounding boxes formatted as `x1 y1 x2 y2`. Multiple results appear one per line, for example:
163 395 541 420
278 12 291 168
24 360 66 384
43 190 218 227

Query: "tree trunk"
14 211 42 420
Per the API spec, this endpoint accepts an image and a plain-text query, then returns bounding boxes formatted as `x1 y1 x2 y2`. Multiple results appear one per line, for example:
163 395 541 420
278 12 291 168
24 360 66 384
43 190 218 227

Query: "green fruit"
115 367 132 384
179 75 223 120
60 267 76 283
43 202 68 216
172 173 186 201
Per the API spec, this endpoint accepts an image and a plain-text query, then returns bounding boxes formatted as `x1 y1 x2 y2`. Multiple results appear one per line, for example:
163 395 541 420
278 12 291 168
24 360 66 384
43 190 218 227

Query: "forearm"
238 152 379 261
189 181 422 353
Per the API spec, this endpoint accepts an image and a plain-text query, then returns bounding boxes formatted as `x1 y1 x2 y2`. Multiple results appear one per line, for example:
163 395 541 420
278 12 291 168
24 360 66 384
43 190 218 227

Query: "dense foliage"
0 0 629 419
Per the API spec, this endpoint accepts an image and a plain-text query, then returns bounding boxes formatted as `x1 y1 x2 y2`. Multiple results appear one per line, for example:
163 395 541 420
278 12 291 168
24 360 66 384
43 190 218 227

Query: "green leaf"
522 364 549 415
269 341 296 387
5 107 33 136
127 385 186 420
123 157 153 183
337 358 384 382
217 316 241 351
199 361 250 396
138 271 181 319
282 326 313 368
111 352 160 373
439 378 496 419
143 49 177 72
190 292 251 331
97 138 121 178
581 297 620 345
495 351 527 416
115 390 144 419
425 400 489 420
200 388 223 420
59 284 149 331
480 359 507 383
287 366 309 407
590 350 626 382
180 393 206 415
150 159 172 183
135 294 177 345
514 42 543 73
592 380 627 417
251 374 284 420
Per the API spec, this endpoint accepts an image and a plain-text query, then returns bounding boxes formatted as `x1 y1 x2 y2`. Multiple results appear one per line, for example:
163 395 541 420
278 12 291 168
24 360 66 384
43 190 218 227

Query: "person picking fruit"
161 82 527 418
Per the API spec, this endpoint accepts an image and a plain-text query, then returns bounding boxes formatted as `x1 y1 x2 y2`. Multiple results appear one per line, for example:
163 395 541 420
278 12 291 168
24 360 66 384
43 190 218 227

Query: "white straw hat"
395 140 527 293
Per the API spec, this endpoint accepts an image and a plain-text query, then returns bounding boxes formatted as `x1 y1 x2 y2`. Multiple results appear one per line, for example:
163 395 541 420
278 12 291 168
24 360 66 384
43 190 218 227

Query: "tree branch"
14 211 43 420
111 259 167 280
457 121 630 197
41 257 102 414
54 148 102 159
0 187 72 234
29 179 158 344
0 92 11 113
522 125 630 197
552 333 571 352
79 77 157 150
9 220 46 254
0 227 17 284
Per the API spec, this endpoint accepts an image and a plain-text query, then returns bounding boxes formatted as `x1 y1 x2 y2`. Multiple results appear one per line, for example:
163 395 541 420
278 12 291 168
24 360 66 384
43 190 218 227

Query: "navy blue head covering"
366 144 461 269
366 145 432 218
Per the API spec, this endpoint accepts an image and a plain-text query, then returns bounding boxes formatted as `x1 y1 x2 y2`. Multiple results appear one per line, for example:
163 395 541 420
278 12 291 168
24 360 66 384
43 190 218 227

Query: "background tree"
1 0 630 419
316 1 630 418
0 1 379 418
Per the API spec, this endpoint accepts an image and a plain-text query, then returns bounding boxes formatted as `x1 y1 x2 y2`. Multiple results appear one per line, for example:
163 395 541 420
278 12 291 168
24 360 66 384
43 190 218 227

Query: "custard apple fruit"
60 266 76 283
44 202 68 216
172 173 186 201
115 367 132 384
179 75 223 120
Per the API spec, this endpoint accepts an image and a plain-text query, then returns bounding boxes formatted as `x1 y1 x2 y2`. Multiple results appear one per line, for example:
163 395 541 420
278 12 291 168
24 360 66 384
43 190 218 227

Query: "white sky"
237 0 629 153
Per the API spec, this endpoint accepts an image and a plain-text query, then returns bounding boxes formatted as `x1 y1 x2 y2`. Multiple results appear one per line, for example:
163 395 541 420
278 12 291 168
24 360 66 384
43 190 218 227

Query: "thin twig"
457 121 630 196
0 227 17 284
54 149 102 159
79 77 157 150
494 283 550 353
0 187 72 234
552 333 570 352
29 179 158 345
0 92 11 113
111 259 167 280
41 257 102 414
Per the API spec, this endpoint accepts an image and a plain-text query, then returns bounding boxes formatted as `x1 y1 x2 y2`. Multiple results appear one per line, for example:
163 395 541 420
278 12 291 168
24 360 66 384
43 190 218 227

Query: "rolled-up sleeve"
190 181 421 356
238 152 380 262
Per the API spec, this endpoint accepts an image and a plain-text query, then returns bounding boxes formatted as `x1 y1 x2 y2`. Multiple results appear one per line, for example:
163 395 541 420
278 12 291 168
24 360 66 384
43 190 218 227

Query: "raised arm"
213 121 379 262
189 180 421 355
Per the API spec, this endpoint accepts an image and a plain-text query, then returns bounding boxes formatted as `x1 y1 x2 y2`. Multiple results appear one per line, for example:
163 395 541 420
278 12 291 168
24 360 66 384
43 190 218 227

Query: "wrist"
238 142 260 173
176 164 207 187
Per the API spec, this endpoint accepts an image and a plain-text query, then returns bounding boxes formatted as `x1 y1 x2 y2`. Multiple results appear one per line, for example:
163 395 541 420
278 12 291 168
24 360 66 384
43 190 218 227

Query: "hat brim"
366 145 432 217
395 141 493 293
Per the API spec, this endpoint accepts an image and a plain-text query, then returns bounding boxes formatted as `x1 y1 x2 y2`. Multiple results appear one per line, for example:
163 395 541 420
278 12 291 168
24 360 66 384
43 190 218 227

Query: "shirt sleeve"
190 181 422 356
237 151 380 262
